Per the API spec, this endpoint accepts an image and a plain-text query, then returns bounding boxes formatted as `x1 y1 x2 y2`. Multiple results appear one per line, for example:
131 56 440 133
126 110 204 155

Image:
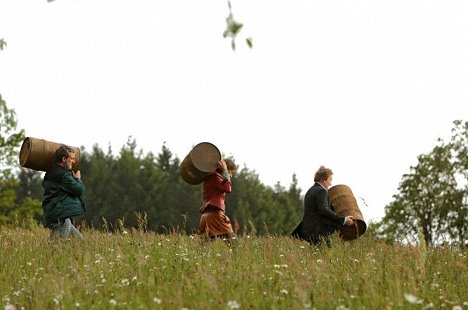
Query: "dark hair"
54 145 74 162
314 165 333 182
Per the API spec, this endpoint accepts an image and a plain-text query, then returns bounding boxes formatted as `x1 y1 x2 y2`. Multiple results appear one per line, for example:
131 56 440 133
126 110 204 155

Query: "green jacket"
42 163 86 227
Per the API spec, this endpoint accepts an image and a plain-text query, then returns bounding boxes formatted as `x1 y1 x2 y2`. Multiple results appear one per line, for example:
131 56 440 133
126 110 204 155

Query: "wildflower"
404 293 423 304
153 297 162 304
120 279 130 286
75 302 81 307
109 299 117 305
4 304 16 310
227 300 240 309
316 259 323 264
280 289 288 295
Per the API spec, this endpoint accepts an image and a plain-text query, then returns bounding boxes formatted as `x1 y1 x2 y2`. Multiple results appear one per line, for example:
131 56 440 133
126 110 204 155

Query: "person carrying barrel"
292 165 354 245
42 145 86 240
199 158 237 240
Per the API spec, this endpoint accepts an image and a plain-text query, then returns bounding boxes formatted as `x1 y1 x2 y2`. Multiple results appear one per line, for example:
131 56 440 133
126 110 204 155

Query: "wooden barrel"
19 137 81 172
328 184 367 240
179 142 221 185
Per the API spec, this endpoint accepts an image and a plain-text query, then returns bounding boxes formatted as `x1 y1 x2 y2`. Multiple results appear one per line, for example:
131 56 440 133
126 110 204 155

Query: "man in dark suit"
292 166 354 245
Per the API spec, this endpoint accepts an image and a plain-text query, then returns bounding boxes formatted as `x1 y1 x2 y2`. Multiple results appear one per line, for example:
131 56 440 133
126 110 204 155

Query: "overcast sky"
1 0 467 222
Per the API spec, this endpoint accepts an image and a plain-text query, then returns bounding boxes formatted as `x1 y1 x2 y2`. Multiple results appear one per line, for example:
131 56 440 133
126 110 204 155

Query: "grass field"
1 226 466 309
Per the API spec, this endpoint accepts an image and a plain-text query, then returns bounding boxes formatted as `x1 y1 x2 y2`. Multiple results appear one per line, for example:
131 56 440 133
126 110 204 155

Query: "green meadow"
1 226 466 310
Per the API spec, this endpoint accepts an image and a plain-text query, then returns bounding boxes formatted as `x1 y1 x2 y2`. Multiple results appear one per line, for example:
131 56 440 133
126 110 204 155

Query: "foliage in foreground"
1 227 466 309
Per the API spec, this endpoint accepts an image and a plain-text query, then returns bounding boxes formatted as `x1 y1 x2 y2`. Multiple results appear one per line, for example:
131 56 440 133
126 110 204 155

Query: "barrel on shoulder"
179 142 221 185
19 137 81 172
328 184 367 240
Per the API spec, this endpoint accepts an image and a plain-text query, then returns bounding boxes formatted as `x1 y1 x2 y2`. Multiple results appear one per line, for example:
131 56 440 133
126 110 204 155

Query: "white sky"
1 0 467 222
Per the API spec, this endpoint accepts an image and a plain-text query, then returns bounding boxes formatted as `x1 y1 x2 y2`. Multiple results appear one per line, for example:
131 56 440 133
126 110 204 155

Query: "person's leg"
62 218 84 240
49 222 62 239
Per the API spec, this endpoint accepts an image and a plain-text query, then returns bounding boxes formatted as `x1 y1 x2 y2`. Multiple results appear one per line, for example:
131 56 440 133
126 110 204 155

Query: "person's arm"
213 160 232 193
213 172 232 193
60 171 85 196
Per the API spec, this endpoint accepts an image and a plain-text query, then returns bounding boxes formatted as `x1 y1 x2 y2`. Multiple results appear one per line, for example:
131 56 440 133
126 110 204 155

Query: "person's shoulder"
310 183 322 190
44 163 68 181
204 171 222 182
310 183 327 195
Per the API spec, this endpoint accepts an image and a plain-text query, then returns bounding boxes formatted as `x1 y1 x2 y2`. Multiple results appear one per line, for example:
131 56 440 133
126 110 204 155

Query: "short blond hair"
314 166 333 182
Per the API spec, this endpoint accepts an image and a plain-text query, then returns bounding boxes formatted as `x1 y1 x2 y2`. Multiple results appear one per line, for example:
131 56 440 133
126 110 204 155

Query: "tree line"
1 96 467 244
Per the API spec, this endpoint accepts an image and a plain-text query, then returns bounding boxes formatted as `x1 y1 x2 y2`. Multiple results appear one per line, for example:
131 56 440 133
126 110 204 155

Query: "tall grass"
1 226 466 309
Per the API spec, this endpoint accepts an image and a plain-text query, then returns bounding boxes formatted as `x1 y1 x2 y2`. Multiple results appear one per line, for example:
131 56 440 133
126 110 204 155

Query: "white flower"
227 300 240 309
4 304 16 310
153 297 162 304
109 299 117 305
280 289 288 295
120 279 130 286
404 293 423 304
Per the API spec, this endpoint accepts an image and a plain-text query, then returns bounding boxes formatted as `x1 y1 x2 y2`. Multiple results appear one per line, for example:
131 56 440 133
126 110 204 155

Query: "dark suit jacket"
292 183 345 244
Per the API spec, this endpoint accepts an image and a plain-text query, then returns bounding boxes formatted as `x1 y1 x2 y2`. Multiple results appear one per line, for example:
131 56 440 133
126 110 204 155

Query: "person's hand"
344 216 355 226
72 170 81 179
218 160 228 172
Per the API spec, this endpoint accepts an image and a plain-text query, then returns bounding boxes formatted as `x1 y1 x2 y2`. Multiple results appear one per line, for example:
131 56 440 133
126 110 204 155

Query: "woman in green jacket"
42 145 86 239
